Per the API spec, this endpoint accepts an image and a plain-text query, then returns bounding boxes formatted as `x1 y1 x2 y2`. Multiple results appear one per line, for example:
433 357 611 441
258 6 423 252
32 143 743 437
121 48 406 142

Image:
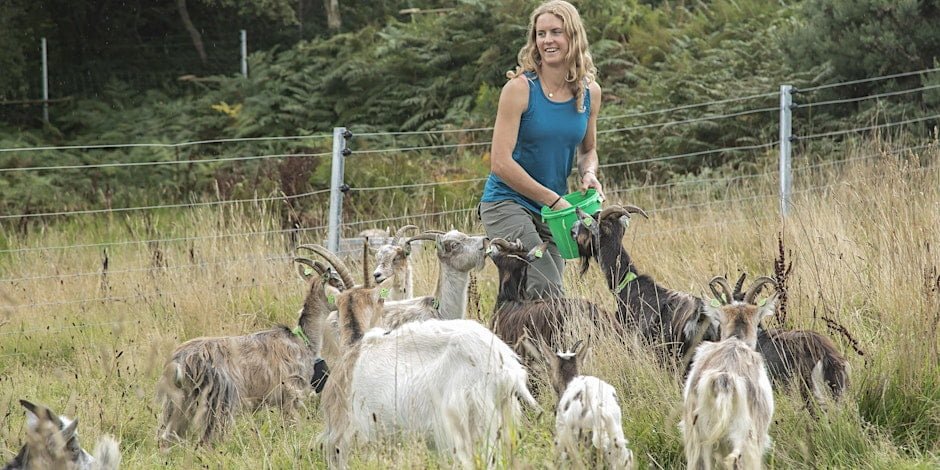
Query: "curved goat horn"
732 272 747 300
297 244 357 289
599 205 649 221
570 339 584 355
744 276 777 304
407 232 440 244
708 276 735 305
599 206 629 220
393 225 419 244
294 257 327 276
489 238 514 252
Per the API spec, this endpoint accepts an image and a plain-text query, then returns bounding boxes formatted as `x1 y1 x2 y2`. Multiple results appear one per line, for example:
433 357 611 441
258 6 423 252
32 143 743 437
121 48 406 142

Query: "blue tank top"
481 72 591 214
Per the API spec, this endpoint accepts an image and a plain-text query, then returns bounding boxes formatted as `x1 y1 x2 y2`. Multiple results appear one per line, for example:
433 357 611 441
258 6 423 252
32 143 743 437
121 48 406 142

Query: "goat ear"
519 337 543 360
20 400 41 430
757 294 777 320
62 417 79 441
527 241 550 261
703 302 723 326
619 214 631 228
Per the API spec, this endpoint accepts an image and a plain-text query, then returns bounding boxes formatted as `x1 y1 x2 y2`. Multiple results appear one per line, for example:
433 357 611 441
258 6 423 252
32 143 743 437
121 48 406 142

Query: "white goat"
681 276 776 470
5 400 121 470
155 257 331 446
311 246 539 469
406 229 489 320
371 225 420 300
527 338 635 469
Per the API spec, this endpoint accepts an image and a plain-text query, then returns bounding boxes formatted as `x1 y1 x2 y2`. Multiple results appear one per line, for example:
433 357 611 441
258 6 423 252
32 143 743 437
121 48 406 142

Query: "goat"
4 399 120 470
371 225 420 300
406 229 489 320
487 237 620 368
681 276 776 470
572 206 719 370
311 244 539 469
298 244 439 369
715 274 850 408
525 338 635 469
155 257 331 446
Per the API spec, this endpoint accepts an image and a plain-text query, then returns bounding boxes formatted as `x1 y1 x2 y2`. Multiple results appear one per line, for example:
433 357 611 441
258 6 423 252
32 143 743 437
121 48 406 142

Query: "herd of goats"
4 205 852 470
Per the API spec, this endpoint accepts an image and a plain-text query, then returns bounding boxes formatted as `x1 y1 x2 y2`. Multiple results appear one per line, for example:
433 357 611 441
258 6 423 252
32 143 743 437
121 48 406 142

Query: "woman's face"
534 13 568 67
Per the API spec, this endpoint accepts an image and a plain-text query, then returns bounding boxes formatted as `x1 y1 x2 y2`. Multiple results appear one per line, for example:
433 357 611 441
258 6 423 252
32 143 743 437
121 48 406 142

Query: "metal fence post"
779 85 793 218
328 127 351 252
41 38 49 123
240 30 248 78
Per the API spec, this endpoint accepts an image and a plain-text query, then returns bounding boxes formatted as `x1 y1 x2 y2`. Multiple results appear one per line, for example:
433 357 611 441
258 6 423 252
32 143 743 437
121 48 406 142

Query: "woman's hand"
580 171 606 202
553 197 572 211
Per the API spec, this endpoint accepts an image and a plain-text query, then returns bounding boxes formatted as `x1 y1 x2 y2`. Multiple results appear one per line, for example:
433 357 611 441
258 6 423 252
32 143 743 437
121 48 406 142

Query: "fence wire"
795 114 940 141
0 133 332 154
797 66 940 93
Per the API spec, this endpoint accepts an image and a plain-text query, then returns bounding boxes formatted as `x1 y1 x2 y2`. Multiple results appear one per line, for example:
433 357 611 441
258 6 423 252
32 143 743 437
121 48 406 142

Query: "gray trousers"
479 199 565 298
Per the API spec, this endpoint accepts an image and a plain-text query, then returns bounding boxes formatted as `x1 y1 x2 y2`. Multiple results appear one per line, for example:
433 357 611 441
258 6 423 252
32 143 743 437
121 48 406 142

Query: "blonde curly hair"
507 0 596 113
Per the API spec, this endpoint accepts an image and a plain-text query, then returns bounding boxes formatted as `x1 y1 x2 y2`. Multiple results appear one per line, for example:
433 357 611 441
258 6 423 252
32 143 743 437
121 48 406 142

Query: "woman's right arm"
490 77 564 209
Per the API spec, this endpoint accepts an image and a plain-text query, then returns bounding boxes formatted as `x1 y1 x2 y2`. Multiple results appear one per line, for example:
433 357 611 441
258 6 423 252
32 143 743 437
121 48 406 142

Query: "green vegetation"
1 144 938 468
2 0 939 226
1 2 939 466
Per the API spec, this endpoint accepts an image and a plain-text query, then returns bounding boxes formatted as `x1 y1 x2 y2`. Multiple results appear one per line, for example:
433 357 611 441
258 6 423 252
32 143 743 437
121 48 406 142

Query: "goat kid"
4 400 120 470
155 257 332 446
525 338 635 469
681 276 776 470
572 206 719 371
313 245 539 469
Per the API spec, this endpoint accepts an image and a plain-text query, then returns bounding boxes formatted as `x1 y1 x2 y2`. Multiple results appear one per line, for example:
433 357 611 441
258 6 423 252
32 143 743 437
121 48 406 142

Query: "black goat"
571 206 719 369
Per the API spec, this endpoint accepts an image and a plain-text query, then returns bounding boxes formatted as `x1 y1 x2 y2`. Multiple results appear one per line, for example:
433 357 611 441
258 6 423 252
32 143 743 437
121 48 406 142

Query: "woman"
479 0 605 298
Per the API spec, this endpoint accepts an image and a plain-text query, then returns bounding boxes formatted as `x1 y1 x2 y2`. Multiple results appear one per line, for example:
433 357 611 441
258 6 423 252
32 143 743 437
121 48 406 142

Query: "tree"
786 0 940 94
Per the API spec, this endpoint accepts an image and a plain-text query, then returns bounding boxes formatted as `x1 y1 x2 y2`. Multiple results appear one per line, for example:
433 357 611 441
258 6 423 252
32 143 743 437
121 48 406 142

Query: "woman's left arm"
578 81 605 201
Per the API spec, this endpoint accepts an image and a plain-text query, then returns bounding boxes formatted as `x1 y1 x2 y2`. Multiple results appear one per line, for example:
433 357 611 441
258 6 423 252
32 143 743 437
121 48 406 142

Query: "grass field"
1 141 938 468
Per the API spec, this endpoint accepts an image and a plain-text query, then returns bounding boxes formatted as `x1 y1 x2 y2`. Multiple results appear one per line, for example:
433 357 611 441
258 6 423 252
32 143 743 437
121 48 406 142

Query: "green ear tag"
757 298 767 307
582 216 594 227
534 249 544 258
327 294 335 305
380 288 390 299
486 246 496 254
710 298 721 307
303 266 314 276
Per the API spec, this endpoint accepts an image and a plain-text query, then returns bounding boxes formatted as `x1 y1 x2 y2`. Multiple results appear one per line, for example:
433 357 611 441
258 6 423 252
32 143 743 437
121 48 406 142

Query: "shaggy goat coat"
320 318 538 469
571 207 719 369
555 376 634 469
156 268 328 445
681 297 775 470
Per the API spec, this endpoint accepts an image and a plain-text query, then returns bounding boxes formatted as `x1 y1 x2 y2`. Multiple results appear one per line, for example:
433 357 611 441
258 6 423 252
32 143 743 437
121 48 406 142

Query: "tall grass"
1 140 938 468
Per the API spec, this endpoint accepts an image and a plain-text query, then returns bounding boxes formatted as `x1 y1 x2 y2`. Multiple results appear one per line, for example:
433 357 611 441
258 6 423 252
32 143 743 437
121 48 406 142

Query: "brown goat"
487 238 620 369
155 257 332 447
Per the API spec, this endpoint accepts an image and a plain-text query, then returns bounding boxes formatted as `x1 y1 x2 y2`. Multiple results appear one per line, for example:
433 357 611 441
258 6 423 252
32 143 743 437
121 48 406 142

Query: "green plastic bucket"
540 189 602 259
